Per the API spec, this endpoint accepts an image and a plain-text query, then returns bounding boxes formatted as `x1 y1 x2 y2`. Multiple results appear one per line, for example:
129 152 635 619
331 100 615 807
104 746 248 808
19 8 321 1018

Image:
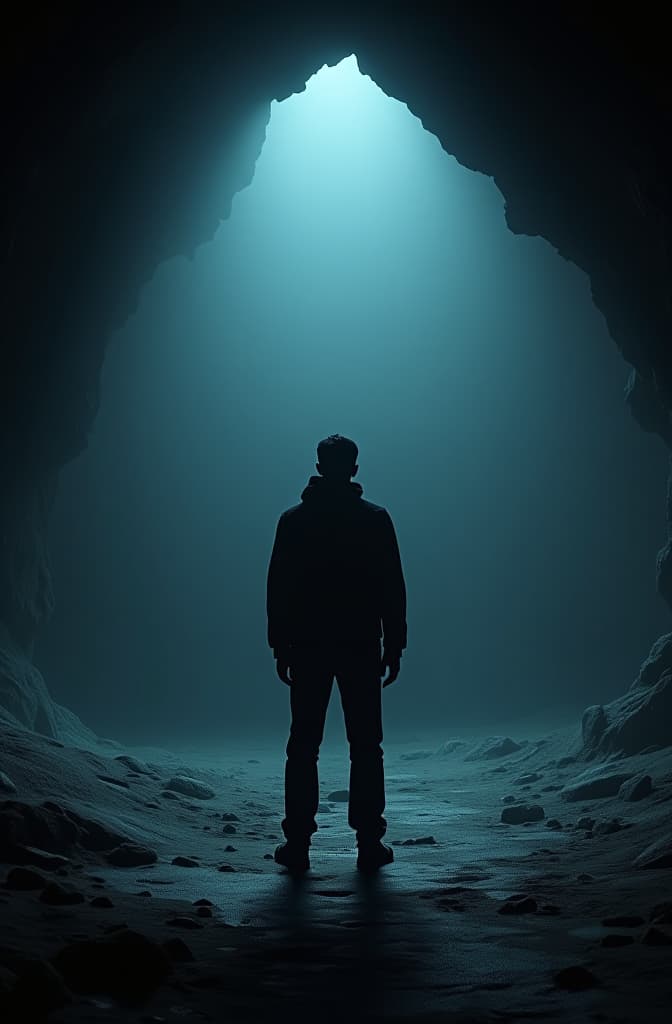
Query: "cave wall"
2 2 671 731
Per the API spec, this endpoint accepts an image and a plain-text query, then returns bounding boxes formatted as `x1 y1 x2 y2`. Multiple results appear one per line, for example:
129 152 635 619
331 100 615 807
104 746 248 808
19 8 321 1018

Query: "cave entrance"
39 56 668 741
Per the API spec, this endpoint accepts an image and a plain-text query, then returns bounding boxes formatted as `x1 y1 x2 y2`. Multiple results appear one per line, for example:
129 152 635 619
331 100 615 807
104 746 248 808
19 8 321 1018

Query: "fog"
38 56 669 743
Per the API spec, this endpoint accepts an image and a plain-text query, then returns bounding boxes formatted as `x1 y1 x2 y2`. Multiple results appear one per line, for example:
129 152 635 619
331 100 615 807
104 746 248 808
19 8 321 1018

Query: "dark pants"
282 642 387 846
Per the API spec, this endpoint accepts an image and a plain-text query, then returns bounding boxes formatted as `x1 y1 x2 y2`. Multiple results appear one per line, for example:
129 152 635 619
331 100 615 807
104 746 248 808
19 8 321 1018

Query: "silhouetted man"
267 435 407 872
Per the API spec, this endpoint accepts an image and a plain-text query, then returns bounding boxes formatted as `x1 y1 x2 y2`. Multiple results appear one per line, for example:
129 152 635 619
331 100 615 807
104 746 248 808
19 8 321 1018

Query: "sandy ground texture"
1 723 672 1022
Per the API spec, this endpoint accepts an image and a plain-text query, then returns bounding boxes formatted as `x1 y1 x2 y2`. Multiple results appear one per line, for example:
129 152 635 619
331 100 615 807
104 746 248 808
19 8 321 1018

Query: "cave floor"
2 726 672 1022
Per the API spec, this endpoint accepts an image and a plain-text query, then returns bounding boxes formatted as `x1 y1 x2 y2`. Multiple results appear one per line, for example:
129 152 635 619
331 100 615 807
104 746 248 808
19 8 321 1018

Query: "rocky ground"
1 722 672 1023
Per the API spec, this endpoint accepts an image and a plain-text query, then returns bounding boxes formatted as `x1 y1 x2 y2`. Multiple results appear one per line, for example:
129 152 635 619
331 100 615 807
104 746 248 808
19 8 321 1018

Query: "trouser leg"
282 650 333 844
336 643 387 843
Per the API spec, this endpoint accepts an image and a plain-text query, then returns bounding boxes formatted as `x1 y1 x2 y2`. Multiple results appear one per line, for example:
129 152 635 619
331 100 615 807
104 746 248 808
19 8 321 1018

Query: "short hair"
317 434 358 475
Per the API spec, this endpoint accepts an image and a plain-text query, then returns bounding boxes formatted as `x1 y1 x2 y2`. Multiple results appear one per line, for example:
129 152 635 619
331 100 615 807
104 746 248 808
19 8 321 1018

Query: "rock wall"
2 3 671 733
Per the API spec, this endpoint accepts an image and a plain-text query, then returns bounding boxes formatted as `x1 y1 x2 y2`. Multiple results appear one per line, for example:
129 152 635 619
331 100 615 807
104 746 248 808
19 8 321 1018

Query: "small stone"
218 864 236 872
498 894 537 915
90 896 114 908
577 873 594 883
224 845 237 853
576 816 595 830
135 890 153 897
223 824 237 834
5 867 47 891
161 790 181 800
114 755 156 776
402 836 437 846
0 771 17 794
317 803 332 812
501 795 516 804
40 882 85 906
106 844 157 868
618 775 653 802
222 813 239 821
545 819 562 830
601 934 634 948
538 904 560 916
263 853 273 860
501 804 545 825
514 772 542 785
560 770 633 802
165 777 215 800
52 927 171 999
594 818 624 836
196 906 212 918
464 736 521 761
553 965 599 991
172 856 199 868
327 790 349 802
165 916 202 930
193 898 213 907
162 937 194 962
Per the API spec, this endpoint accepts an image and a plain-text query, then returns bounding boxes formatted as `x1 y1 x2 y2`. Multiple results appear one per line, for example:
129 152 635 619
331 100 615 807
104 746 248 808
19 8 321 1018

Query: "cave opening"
37 55 668 744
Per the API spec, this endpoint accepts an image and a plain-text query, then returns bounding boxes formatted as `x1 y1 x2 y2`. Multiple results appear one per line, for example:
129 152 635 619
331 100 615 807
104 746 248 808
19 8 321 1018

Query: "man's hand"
275 649 292 686
381 649 401 688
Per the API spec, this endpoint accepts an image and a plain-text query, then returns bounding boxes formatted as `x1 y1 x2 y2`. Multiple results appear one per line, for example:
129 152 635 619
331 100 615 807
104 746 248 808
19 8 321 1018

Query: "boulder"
106 843 158 867
618 774 653 802
52 927 172 999
4 867 46 890
560 767 633 802
464 737 521 761
164 776 215 800
326 790 349 802
501 804 545 824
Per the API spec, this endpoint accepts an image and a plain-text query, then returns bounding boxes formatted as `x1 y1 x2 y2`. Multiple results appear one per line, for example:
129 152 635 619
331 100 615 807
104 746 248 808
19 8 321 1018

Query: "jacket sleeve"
379 511 407 653
267 514 292 656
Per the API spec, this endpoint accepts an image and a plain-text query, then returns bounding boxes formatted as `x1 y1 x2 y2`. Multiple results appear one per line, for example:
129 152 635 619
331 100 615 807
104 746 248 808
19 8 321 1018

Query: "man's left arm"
267 514 293 684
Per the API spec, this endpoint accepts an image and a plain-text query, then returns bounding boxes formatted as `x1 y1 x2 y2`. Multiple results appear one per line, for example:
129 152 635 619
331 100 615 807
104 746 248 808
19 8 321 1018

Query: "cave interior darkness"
2 6 672 1023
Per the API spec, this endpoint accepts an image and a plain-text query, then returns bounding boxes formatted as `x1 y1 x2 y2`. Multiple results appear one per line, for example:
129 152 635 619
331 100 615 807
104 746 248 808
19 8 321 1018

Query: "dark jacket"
267 476 407 656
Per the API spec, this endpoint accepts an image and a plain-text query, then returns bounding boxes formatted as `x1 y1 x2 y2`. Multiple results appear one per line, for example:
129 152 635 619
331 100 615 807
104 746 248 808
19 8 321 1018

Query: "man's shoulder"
360 499 388 517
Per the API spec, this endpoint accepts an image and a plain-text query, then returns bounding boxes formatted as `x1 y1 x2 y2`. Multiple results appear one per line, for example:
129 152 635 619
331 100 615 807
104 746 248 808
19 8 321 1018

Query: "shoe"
274 842 310 873
356 840 394 872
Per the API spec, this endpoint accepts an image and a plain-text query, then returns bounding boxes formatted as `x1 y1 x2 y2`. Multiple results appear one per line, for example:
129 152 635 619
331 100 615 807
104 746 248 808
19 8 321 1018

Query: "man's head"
316 434 359 482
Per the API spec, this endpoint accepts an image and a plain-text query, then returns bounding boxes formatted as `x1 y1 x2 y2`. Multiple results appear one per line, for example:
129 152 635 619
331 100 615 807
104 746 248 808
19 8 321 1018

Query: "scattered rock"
5 867 46 890
560 768 633 802
402 836 437 846
400 750 433 761
553 965 599 991
218 864 236 872
327 790 349 802
193 898 213 907
196 906 213 918
90 895 114 908
263 853 274 859
0 800 126 864
498 894 537 915
464 737 521 761
160 790 181 800
593 818 624 836
538 904 560 916
165 916 203 930
0 771 17 794
618 774 653 802
164 777 215 800
135 890 153 897
224 845 237 853
222 813 239 822
223 824 237 834
577 873 594 883
545 819 562 830
602 915 645 927
172 856 199 868
501 795 516 804
634 835 672 870
541 784 563 792
576 816 595 830
317 803 332 812
52 927 172 999
601 934 634 948
40 882 85 905
162 937 194 962
557 756 576 768
106 843 158 868
501 804 545 824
